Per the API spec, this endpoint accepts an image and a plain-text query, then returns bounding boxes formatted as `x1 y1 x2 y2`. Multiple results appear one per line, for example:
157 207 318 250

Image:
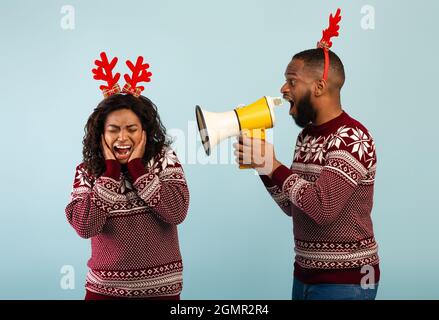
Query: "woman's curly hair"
82 94 171 177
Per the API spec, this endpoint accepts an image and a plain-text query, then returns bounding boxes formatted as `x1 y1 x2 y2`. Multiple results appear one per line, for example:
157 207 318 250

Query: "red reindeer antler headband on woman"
316 8 342 81
92 52 152 98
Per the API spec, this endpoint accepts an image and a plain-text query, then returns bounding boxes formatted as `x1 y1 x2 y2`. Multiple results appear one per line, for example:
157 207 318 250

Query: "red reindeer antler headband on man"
316 8 342 81
92 52 152 98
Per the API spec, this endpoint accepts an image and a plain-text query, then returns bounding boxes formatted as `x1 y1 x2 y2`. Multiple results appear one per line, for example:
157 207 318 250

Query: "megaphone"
195 96 283 168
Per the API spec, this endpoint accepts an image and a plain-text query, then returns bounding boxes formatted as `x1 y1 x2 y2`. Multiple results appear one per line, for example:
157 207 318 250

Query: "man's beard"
291 91 316 128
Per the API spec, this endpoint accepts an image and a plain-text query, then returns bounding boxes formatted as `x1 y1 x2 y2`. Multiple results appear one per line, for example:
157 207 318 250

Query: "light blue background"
0 0 438 299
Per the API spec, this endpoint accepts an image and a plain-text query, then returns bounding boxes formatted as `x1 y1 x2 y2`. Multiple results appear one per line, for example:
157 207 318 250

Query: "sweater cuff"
259 175 276 187
103 160 121 180
127 158 147 182
271 165 294 190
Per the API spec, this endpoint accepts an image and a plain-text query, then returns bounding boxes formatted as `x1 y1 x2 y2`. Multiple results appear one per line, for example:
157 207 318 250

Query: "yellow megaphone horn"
195 96 283 167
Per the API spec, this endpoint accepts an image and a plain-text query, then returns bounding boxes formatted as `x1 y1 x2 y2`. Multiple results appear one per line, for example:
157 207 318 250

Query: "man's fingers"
233 136 269 167
232 142 245 152
238 135 265 148
235 150 253 164
238 134 252 146
240 134 251 146
234 155 247 165
243 135 263 145
233 145 252 156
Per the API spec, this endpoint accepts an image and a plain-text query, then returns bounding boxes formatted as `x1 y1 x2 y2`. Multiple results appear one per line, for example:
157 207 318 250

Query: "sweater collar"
307 110 349 135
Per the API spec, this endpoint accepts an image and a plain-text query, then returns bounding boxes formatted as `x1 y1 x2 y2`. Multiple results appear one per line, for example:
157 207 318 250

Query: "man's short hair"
293 49 345 89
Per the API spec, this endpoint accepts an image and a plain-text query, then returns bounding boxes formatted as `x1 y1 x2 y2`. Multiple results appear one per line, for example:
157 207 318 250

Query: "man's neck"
312 96 343 126
313 109 343 126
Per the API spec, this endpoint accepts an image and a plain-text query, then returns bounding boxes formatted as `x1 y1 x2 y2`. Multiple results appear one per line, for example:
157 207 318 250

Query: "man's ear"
313 79 327 97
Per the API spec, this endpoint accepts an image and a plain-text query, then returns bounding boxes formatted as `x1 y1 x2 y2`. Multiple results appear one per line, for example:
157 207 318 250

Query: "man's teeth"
116 146 131 149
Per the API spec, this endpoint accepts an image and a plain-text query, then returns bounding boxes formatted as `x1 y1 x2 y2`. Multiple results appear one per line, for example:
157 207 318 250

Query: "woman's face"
103 108 143 164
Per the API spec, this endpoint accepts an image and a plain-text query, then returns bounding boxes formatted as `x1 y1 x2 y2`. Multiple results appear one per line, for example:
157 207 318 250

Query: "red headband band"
92 52 152 98
316 8 342 81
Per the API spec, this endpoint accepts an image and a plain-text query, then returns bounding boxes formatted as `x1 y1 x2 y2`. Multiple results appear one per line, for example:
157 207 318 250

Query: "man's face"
280 59 317 128
103 108 144 164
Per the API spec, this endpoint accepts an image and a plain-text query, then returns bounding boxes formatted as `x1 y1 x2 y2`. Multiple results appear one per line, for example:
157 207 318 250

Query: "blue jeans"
292 277 379 300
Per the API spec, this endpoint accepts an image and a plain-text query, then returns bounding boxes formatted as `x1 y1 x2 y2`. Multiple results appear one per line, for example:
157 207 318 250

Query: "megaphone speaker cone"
195 105 211 155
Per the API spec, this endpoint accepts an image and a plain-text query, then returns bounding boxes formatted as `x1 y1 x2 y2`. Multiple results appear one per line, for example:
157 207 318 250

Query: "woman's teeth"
114 145 132 156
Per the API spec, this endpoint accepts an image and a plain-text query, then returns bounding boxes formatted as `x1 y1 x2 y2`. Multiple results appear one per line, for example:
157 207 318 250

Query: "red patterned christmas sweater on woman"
261 111 380 284
66 147 189 298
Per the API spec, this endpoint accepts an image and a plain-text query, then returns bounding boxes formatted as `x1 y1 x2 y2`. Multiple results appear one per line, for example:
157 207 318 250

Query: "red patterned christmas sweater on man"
66 147 189 298
261 111 380 284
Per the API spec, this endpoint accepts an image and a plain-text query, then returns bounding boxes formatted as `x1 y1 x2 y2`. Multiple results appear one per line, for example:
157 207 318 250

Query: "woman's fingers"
101 134 115 160
128 130 146 162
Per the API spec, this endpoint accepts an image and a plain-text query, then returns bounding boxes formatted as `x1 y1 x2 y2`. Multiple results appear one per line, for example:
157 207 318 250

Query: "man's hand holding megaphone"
233 134 282 177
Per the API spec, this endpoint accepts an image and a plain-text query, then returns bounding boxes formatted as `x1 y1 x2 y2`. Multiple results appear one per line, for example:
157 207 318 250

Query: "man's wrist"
267 159 282 178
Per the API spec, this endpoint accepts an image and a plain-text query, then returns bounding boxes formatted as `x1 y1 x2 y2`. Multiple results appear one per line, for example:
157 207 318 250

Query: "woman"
65 53 189 300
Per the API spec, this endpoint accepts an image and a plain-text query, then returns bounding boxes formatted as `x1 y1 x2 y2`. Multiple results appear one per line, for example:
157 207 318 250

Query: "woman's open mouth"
113 145 132 159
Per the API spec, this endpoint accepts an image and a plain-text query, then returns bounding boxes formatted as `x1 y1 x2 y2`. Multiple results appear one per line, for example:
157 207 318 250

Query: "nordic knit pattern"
66 147 189 298
260 111 380 284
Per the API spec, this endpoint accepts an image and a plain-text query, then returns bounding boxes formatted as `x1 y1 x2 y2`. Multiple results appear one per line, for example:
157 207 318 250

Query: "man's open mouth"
284 95 294 106
286 98 296 116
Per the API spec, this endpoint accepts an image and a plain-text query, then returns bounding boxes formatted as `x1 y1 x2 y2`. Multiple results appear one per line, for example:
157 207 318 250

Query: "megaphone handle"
239 128 266 169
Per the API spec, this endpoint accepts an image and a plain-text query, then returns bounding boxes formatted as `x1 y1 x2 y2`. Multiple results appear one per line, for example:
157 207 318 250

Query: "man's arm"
234 131 376 225
259 173 292 216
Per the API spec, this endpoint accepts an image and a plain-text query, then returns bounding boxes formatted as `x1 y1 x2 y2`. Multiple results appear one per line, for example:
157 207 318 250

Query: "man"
233 48 380 300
